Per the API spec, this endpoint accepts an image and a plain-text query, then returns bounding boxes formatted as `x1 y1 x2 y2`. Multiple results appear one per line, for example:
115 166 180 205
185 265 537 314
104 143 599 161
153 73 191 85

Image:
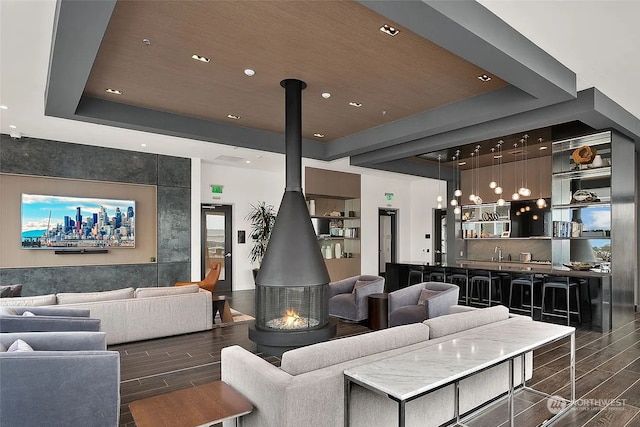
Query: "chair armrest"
0 315 101 333
388 283 424 313
353 279 385 307
8 307 90 317
221 345 291 427
424 286 459 319
0 351 120 427
0 331 107 351
328 277 356 298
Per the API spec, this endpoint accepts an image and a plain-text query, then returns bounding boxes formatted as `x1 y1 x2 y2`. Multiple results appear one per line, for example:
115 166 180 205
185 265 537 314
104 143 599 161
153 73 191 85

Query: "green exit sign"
211 185 224 194
385 193 394 201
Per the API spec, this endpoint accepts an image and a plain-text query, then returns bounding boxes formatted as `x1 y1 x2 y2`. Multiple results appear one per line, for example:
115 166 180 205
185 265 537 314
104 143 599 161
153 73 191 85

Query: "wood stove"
248 79 337 356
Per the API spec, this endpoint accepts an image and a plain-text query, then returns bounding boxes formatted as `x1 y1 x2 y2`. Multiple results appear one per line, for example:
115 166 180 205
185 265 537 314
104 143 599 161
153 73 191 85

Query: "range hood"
255 79 330 287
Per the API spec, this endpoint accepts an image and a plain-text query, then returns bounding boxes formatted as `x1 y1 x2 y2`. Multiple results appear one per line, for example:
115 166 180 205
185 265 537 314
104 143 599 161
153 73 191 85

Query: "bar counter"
385 260 611 332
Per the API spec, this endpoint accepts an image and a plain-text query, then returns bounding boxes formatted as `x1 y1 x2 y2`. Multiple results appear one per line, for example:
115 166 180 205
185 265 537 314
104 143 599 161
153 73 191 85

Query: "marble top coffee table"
344 318 575 427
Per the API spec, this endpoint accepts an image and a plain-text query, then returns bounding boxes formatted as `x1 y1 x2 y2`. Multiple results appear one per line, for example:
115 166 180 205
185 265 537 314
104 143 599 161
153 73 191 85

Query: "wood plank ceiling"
84 0 507 142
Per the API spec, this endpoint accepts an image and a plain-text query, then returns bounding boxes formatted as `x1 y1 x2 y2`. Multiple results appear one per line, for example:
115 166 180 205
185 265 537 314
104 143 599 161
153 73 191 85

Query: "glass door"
201 204 232 292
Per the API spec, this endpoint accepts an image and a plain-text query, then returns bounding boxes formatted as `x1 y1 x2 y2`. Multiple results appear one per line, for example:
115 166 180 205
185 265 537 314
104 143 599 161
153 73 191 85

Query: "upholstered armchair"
0 306 101 333
328 275 385 322
0 331 120 427
388 281 459 327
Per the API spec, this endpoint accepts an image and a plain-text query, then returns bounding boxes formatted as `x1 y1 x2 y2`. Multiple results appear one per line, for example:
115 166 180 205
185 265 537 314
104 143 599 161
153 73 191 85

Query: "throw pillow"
417 289 441 305
22 311 36 317
0 286 11 298
7 339 34 352
10 284 23 297
352 280 370 293
0 342 6 352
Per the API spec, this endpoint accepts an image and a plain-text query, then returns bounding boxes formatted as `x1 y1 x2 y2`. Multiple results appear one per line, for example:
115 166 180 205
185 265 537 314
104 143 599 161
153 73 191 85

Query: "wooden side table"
368 293 389 330
212 295 234 323
129 381 252 427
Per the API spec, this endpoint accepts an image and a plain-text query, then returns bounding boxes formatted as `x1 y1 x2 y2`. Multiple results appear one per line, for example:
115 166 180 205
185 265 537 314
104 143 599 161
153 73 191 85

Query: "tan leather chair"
175 261 221 293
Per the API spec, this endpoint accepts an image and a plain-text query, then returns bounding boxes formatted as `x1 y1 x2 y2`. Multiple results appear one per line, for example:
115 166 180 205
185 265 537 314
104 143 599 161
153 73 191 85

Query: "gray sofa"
221 305 533 427
388 281 459 327
0 331 120 427
0 306 101 333
0 285 213 344
328 275 385 321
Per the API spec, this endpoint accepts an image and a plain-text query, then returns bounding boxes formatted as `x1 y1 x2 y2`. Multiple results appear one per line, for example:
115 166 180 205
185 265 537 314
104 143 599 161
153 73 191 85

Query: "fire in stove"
266 308 320 330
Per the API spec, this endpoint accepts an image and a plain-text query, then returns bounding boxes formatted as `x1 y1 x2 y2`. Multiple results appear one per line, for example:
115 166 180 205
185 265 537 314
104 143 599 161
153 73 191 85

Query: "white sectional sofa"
221 305 534 427
0 285 213 345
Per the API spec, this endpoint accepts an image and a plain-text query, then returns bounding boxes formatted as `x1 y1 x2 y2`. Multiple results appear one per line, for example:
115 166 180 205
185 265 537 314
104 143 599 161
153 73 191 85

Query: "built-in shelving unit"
305 167 361 281
461 203 510 238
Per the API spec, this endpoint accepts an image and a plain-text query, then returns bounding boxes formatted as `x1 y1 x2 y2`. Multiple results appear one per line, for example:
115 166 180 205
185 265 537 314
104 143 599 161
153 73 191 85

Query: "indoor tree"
246 201 277 276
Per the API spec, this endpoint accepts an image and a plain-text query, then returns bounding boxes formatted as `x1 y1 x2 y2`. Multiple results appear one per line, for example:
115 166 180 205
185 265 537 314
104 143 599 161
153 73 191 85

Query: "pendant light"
536 137 547 208
468 151 476 203
453 149 462 198
511 141 520 201
473 145 482 204
518 134 532 197
450 152 459 207
494 140 504 197
489 147 497 190
436 154 443 209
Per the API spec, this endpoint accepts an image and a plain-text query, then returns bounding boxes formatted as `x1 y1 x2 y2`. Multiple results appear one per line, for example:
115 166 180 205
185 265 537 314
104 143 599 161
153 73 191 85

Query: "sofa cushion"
389 305 426 326
280 322 430 375
0 342 5 352
423 305 509 339
135 285 200 298
57 288 134 304
417 289 441 305
7 339 34 352
0 294 57 307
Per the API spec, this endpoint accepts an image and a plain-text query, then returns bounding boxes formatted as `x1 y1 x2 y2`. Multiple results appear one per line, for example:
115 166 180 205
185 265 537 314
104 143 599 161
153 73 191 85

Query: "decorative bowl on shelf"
563 262 599 271
570 190 600 204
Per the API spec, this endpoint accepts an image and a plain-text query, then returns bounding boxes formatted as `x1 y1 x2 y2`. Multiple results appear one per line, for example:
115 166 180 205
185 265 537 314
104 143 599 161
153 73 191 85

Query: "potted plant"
245 201 277 280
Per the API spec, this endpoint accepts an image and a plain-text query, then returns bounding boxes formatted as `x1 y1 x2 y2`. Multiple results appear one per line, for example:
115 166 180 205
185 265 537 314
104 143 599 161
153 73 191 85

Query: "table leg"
454 381 460 424
571 332 575 403
344 377 351 427
398 400 405 427
508 358 514 426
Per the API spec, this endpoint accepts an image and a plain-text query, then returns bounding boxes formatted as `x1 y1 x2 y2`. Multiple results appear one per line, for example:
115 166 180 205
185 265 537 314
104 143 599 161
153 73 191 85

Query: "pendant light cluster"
494 140 506 206
468 145 482 205
536 137 547 208
517 134 532 198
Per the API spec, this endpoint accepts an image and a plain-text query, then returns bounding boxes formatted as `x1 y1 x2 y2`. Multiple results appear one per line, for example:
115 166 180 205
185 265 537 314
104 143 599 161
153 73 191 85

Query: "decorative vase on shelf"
325 244 333 259
335 242 341 259
308 199 315 215
591 154 604 168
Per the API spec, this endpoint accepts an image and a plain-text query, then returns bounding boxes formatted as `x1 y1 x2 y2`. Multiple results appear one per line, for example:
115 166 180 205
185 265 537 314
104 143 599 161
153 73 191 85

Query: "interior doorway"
378 209 397 276
201 204 232 292
433 209 447 265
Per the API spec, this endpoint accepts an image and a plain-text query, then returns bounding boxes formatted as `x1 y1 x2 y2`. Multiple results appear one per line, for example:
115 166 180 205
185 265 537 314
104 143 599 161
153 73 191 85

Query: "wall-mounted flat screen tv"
21 194 135 249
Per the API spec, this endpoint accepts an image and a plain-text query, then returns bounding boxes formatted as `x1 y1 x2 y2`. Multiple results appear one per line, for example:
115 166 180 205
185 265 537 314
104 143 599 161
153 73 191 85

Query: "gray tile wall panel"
157 261 190 287
157 186 191 263
158 155 190 188
0 134 158 185
0 264 159 296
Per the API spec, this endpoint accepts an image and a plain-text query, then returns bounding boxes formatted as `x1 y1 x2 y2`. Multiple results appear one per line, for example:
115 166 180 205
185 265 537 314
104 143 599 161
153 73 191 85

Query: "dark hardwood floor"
112 291 640 427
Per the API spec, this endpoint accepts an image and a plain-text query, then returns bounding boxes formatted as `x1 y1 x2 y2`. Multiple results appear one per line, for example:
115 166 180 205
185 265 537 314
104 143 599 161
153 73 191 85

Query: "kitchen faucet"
494 246 503 262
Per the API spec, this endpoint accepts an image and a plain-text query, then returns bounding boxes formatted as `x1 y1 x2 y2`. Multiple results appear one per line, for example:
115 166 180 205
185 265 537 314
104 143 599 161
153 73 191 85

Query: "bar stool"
469 270 501 307
429 268 446 282
542 275 591 326
509 274 543 319
447 268 469 305
407 268 423 286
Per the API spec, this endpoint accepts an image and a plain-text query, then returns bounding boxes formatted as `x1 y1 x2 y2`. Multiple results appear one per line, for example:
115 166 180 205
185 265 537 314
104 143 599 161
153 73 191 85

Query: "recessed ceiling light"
379 24 399 36
477 74 492 82
493 155 503 159
9 125 16 129
348 101 362 108
141 143 146 147
142 38 150 46
105 88 123 95
321 92 331 99
458 161 467 166
0 105 8 110
244 69 255 76
313 133 325 138
539 146 548 150
191 54 210 63
227 114 241 120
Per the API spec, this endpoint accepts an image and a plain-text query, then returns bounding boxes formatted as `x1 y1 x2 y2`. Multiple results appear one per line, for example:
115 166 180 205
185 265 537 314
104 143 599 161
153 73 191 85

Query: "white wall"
193 157 442 290
199 161 284 290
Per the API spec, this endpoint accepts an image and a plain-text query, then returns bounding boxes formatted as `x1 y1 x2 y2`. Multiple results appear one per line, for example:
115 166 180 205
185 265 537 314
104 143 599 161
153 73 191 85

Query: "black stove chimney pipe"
255 79 330 288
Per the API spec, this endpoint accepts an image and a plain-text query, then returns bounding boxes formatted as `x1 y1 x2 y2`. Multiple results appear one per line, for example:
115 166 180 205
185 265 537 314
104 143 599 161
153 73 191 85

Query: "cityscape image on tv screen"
21 194 135 249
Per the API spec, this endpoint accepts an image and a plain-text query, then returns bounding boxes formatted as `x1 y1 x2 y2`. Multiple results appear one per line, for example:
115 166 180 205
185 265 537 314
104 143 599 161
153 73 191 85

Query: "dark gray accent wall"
0 134 191 296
